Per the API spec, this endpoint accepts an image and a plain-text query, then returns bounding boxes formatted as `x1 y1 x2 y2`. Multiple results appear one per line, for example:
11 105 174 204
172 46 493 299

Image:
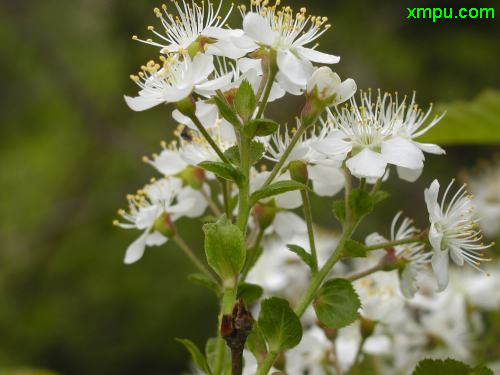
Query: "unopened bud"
360 318 376 339
179 165 206 189
288 160 308 184
380 248 398 271
153 212 176 238
252 201 277 230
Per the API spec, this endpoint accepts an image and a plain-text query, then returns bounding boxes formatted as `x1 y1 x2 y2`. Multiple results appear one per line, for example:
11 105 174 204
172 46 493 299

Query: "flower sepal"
178 165 206 189
153 212 176 238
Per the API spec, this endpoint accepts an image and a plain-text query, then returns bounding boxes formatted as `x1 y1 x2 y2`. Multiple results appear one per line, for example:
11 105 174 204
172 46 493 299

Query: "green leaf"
176 338 212 374
198 161 243 185
187 273 221 296
412 358 493 375
286 244 313 268
234 79 257 121
258 297 302 351
345 353 379 375
332 199 346 224
314 279 361 329
205 337 231 374
203 216 246 280
223 141 265 166
251 180 307 205
343 240 367 258
244 118 279 138
213 96 241 128
237 283 263 305
246 325 268 365
418 90 500 145
349 188 374 221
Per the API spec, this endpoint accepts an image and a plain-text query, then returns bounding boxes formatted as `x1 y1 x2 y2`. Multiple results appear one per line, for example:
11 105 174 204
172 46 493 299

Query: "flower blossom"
114 178 207 264
314 92 445 181
424 179 493 291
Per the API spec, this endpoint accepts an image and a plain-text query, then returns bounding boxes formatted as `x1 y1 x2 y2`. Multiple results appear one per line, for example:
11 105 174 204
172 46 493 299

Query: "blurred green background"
0 0 499 374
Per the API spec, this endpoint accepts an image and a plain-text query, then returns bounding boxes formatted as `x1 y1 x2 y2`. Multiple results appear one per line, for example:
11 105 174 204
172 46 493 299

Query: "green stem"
220 179 232 219
173 235 219 286
262 122 308 188
188 113 231 164
255 67 277 119
236 135 251 233
255 350 278 375
364 235 425 251
343 165 352 226
301 189 318 273
213 284 238 374
346 263 385 282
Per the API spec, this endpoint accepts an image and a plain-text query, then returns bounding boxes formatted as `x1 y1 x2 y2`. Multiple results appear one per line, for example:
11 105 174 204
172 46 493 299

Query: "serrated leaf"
198 161 243 185
246 325 268 365
176 338 212 374
418 90 500 145
203 216 246 280
258 297 302 351
332 199 346 224
349 188 374 221
411 358 492 375
234 79 257 121
187 273 221 296
314 279 361 329
214 96 241 127
244 118 279 138
223 141 265 166
237 283 263 305
250 180 307 205
343 240 367 258
286 244 313 268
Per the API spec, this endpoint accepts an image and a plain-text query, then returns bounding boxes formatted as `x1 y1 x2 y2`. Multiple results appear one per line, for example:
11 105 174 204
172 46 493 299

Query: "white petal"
150 149 187 176
296 46 340 64
124 230 149 264
381 137 424 170
275 190 302 209
432 249 449 292
332 78 357 105
346 148 387 179
428 222 443 252
396 166 423 182
243 13 275 45
146 231 168 246
365 232 387 246
273 211 307 239
191 54 214 83
416 142 446 155
424 180 441 223
177 187 208 218
195 72 233 95
449 244 464 266
276 71 304 95
162 86 193 103
313 137 352 157
124 95 163 112
277 50 313 86
309 164 344 197
400 266 417 298
237 57 262 75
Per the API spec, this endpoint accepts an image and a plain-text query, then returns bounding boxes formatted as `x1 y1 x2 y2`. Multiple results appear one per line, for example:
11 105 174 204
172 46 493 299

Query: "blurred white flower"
313 92 444 181
115 178 207 264
425 179 493 291
240 3 339 94
125 54 231 111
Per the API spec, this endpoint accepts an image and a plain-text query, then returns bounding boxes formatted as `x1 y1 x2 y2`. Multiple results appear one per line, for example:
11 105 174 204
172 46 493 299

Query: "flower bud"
179 165 206 189
360 318 376 339
252 201 277 230
288 160 309 184
153 212 176 238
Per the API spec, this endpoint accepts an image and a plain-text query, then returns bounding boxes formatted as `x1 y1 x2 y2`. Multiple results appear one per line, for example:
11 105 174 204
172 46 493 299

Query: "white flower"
132 1 233 55
240 3 339 94
264 121 345 197
115 177 207 264
366 212 431 298
306 66 357 105
124 54 231 111
424 179 493 291
466 161 500 237
313 92 444 181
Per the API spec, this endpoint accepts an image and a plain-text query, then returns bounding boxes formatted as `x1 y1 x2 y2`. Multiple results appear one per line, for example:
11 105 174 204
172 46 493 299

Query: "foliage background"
0 0 498 373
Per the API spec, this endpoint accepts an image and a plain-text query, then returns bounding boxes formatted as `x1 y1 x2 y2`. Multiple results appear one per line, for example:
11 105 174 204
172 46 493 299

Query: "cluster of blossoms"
116 1 497 374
